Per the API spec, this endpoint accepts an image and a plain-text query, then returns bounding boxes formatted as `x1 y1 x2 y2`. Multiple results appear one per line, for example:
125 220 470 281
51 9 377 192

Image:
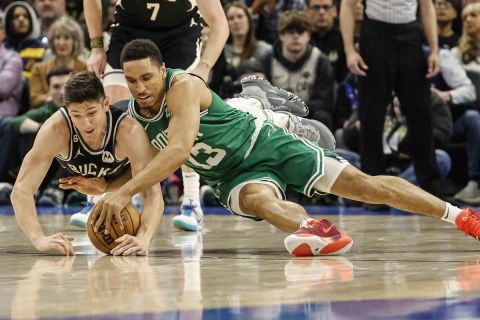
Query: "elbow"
10 185 22 206
171 147 191 164
178 149 191 164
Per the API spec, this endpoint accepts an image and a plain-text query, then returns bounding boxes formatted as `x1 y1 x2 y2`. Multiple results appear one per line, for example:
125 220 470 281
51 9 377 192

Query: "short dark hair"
46 66 72 86
120 39 163 67
278 10 312 34
64 71 105 106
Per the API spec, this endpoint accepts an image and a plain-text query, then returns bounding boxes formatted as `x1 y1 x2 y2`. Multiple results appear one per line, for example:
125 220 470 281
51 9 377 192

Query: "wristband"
90 36 104 49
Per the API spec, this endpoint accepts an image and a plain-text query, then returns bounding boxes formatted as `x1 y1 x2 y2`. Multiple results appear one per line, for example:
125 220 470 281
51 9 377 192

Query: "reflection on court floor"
1 208 480 319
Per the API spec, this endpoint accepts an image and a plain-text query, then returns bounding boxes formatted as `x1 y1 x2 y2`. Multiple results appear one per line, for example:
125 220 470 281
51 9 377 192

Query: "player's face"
227 6 249 37
67 98 110 138
12 6 30 36
123 58 166 110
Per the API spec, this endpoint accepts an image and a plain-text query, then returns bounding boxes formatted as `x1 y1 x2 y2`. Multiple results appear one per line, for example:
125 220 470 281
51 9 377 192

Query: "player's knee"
239 185 278 216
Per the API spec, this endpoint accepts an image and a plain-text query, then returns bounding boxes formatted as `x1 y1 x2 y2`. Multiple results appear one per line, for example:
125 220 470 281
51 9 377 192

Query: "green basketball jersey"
127 68 263 187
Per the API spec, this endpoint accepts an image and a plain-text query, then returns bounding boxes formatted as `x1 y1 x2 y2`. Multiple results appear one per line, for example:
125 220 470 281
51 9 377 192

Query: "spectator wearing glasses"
434 0 462 49
305 0 348 82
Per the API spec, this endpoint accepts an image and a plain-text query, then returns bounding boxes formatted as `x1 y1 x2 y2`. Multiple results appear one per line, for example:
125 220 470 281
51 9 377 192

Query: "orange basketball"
87 204 141 254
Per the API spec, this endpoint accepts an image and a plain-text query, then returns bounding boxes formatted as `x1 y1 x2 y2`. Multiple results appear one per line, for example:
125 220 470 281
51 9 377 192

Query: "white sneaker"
69 202 94 229
454 181 480 204
172 201 204 231
131 193 144 211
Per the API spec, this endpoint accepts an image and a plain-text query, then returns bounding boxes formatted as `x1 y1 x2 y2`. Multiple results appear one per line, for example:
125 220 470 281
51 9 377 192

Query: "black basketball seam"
88 213 113 254
88 223 111 254
126 206 135 235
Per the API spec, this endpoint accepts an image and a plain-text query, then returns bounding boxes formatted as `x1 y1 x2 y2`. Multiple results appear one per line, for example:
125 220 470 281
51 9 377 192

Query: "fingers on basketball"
87 204 141 254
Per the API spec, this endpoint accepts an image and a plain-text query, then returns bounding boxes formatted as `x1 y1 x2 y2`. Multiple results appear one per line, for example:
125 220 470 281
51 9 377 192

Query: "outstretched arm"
98 117 165 256
59 168 133 195
91 75 203 233
190 0 229 81
11 115 74 255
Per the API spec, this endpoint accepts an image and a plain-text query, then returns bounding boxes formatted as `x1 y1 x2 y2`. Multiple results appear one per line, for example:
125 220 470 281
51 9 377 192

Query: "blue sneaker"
69 202 94 229
172 201 204 231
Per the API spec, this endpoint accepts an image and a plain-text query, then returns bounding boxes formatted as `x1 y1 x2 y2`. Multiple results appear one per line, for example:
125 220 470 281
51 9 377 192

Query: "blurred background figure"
33 0 67 44
0 8 23 186
29 15 86 108
434 0 462 49
210 2 272 98
260 10 335 129
4 1 45 79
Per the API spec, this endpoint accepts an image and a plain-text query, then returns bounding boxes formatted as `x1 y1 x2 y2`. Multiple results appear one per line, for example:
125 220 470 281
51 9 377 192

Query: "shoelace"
181 204 197 217
79 202 94 215
296 123 320 142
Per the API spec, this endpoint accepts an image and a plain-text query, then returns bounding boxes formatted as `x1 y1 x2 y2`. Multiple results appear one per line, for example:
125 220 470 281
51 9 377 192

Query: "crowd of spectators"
1 0 480 209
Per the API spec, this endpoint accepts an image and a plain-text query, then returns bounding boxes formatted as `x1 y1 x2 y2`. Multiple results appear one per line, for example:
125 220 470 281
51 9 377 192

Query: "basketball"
87 204 141 254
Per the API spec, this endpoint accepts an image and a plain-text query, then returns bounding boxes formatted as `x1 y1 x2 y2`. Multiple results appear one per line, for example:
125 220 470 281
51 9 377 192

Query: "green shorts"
214 122 348 220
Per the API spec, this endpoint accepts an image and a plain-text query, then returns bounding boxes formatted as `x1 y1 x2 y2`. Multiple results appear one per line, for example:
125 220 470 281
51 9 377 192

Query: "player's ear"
160 63 166 79
103 96 110 110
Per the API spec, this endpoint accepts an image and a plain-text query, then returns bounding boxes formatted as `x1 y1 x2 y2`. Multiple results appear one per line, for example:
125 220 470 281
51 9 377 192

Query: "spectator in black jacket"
259 10 336 128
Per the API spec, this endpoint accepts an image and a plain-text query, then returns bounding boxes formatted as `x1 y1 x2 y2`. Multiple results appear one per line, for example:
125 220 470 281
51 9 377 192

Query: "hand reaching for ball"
110 234 149 256
33 233 75 256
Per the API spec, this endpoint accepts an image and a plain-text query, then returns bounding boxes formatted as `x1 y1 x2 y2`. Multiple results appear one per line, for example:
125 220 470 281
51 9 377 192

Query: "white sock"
87 194 104 204
441 202 462 225
182 171 200 205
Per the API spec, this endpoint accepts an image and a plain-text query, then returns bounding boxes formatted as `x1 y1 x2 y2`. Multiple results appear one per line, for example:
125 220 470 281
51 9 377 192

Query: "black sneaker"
37 187 64 207
239 75 309 117
0 182 13 205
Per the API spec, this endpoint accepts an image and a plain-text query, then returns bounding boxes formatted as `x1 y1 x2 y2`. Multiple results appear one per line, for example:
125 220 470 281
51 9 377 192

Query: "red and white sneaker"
284 219 353 256
455 208 480 240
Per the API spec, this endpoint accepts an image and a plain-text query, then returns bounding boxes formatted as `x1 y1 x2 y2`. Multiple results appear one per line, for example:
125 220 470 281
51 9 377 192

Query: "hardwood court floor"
1 212 480 319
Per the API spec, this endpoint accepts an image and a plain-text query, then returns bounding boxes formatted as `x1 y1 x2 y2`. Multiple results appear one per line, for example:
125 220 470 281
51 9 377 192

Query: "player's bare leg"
238 183 353 256
328 165 480 242
329 165 445 218
239 183 309 232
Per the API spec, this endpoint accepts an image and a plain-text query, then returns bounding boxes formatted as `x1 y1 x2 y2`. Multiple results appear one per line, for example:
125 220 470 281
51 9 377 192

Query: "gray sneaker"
280 111 336 150
239 75 309 117
454 180 480 204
